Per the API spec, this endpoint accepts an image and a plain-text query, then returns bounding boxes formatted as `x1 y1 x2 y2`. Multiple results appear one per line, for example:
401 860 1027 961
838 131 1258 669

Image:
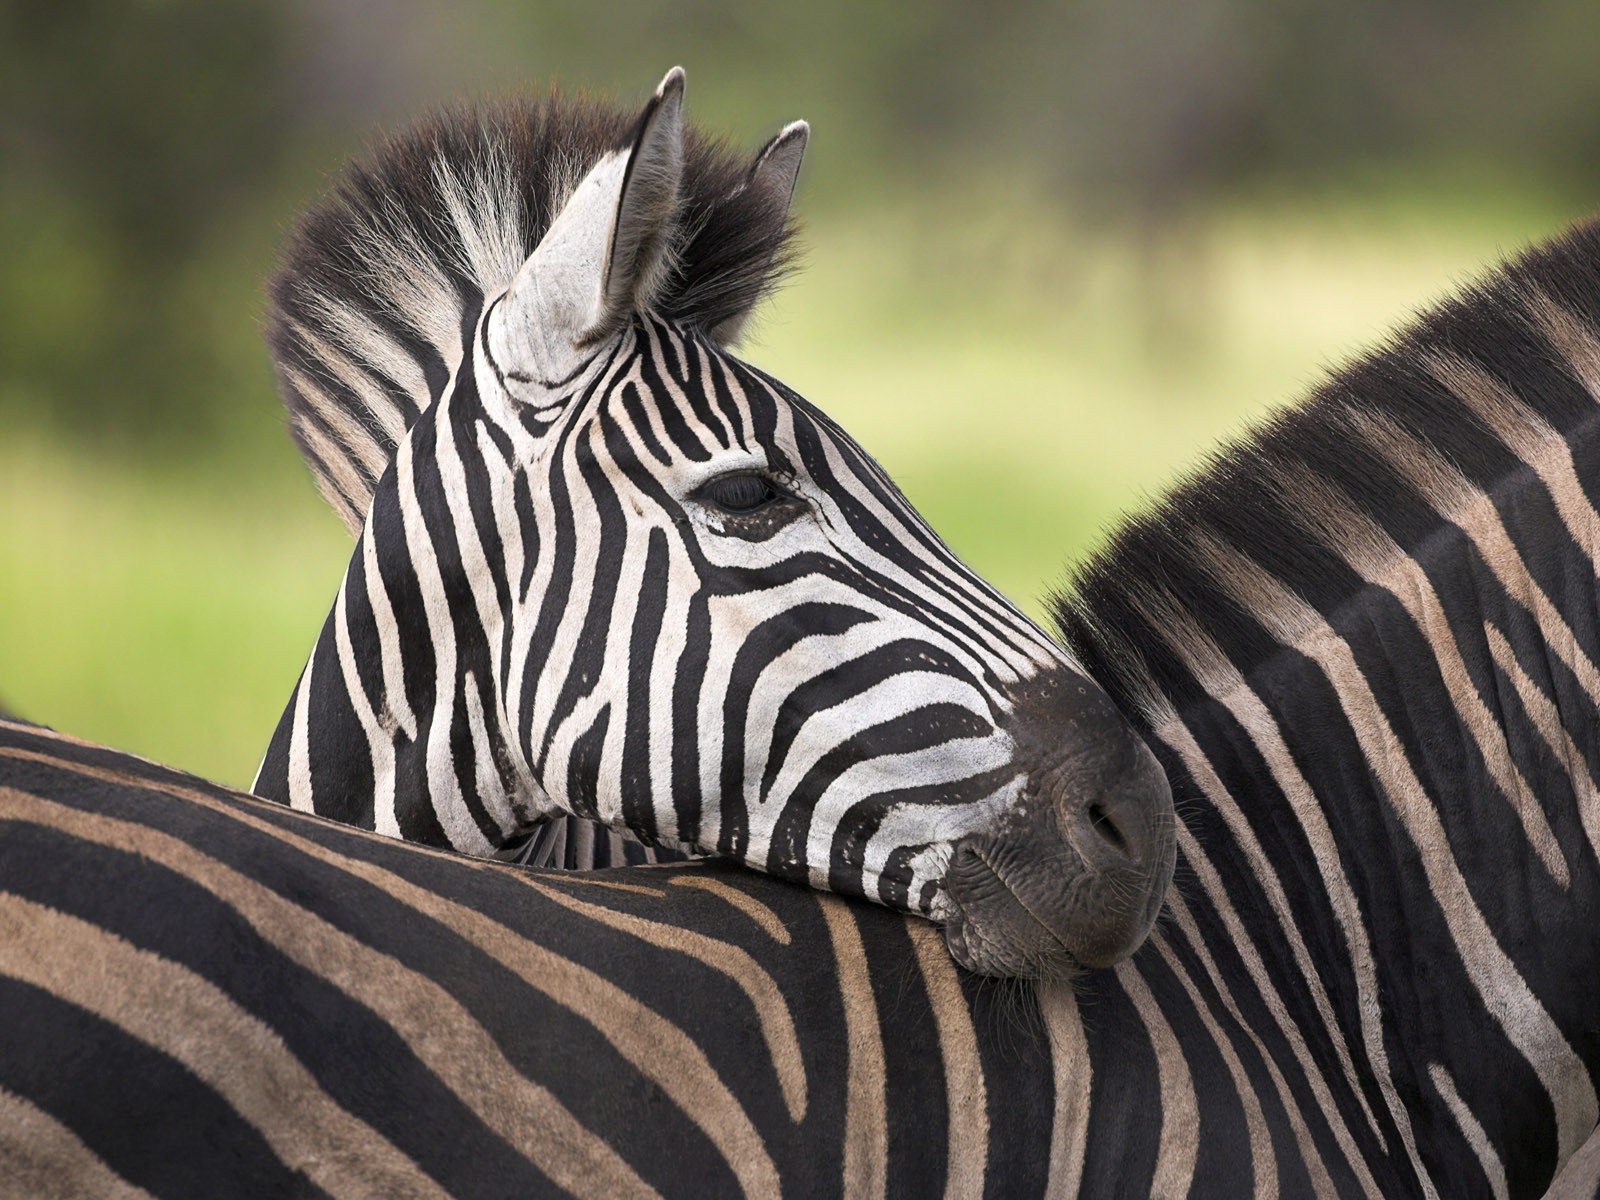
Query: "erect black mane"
1054 216 1600 724
266 87 800 531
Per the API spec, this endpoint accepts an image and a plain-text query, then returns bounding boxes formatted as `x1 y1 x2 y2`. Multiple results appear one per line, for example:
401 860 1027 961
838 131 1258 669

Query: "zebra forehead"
267 88 801 532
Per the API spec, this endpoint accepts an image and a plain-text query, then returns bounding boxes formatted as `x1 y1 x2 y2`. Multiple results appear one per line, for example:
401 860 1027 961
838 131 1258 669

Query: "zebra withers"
251 69 1177 980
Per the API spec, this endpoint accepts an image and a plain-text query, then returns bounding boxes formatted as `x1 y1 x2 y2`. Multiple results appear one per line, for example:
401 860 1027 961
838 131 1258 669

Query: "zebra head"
256 69 1176 978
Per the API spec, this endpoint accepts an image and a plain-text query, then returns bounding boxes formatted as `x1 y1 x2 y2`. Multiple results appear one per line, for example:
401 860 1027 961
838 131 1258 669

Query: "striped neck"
1056 219 1600 1192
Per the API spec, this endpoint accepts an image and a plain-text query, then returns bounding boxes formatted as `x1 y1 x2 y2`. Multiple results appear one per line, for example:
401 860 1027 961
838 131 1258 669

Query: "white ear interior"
599 67 687 327
488 67 687 400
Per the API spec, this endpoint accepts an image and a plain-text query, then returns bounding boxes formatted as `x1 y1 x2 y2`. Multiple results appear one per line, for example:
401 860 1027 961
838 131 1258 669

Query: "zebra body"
1046 216 1600 1195
251 70 1176 979
3 717 1062 1198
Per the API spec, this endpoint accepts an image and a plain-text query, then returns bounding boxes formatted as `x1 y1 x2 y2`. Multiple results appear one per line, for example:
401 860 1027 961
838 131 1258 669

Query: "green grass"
0 186 1575 786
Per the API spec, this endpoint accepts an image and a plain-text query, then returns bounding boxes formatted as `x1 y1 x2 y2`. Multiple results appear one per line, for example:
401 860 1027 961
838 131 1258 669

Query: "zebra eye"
700 472 784 515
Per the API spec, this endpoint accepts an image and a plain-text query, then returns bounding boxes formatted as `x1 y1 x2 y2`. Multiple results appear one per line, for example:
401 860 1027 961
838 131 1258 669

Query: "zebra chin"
937 677 1177 980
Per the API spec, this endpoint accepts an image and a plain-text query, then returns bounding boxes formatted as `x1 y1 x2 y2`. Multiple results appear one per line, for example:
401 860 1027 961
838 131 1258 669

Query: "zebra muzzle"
939 679 1177 979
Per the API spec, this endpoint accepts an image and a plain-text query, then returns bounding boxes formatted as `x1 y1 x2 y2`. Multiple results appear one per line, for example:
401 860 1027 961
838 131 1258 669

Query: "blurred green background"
3 0 1598 786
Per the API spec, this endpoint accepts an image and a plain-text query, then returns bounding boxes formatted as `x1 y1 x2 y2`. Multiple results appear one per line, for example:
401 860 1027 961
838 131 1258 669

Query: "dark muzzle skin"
941 672 1177 979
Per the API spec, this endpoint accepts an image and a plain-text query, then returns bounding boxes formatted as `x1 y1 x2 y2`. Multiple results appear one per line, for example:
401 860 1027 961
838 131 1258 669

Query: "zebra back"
1055 217 1600 1194
1058 217 1600 731
0 716 1055 1197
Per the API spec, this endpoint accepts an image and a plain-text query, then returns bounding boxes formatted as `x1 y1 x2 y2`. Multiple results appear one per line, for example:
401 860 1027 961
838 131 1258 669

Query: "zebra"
10 213 1600 1198
248 68 1177 981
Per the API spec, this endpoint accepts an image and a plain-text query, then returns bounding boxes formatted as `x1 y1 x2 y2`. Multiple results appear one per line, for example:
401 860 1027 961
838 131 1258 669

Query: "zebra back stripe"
3 717 1041 1197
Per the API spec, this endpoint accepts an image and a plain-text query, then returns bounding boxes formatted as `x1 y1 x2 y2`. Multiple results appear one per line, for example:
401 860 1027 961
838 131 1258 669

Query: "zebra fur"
0 717 1057 1198
13 214 1600 1195
1047 215 1600 1195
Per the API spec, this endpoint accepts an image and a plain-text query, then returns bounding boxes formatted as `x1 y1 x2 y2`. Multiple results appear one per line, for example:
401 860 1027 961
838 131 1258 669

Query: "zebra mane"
267 89 800 532
1055 216 1600 727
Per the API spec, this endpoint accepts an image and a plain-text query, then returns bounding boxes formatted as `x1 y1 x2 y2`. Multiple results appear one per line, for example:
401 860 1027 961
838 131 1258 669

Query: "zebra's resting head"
258 68 1177 979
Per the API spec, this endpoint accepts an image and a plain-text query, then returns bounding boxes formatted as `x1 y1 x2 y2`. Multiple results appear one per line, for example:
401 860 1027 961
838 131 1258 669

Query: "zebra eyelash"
694 471 797 517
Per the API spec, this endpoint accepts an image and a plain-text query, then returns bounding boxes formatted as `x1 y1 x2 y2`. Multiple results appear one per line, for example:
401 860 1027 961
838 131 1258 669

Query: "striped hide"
1050 215 1600 1195
13 106 1600 1200
1 717 1057 1198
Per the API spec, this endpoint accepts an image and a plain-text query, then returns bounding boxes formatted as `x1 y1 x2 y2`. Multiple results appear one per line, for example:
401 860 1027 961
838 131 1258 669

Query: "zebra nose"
938 665 1177 979
1058 736 1173 873
939 744 1175 978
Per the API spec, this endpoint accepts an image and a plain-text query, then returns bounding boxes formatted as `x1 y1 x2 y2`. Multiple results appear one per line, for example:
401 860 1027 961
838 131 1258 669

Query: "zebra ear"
488 68 686 397
710 119 809 346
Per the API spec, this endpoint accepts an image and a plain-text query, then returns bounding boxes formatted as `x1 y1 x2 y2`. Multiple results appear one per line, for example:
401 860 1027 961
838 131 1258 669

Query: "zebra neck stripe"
394 435 492 855
1482 623 1600 866
1116 953 1200 1193
286 656 314 813
1156 714 1393 1159
1147 928 1279 1197
360 519 418 741
333 570 400 839
1192 531 1600 1164
1165 827 1397 1196
1164 890 1389 1199
1428 1062 1511 1200
1264 459 1569 886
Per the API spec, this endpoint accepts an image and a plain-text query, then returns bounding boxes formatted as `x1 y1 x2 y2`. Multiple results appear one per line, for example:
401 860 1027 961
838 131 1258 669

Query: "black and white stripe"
1038 214 1600 1195
12 197 1600 1200
250 69 1176 978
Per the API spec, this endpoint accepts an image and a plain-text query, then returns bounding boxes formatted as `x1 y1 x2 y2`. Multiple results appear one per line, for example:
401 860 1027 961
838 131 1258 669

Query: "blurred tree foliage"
1 0 298 441
5 0 1600 446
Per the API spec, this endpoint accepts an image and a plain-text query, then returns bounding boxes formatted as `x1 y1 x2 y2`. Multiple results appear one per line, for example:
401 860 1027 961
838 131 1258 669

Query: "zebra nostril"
1087 801 1130 857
